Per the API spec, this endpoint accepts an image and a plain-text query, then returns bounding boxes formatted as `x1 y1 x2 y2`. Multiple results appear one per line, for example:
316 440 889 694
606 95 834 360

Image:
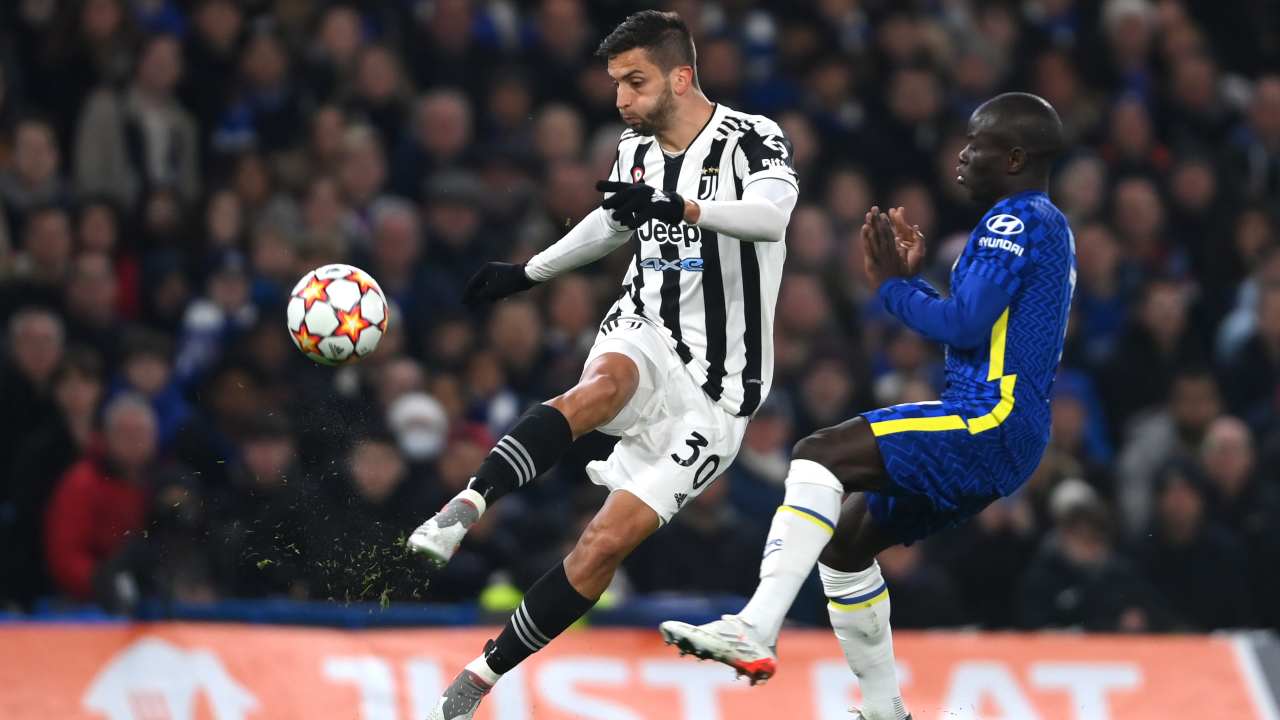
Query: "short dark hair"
977 92 1066 168
595 11 696 76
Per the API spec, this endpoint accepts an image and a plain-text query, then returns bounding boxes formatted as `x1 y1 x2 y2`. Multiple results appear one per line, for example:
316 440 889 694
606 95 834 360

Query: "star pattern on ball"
292 325 320 354
334 305 371 343
348 268 379 295
299 276 332 309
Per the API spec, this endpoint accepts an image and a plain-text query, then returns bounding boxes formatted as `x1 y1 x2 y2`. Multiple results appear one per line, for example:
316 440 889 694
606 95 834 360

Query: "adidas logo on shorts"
673 493 688 509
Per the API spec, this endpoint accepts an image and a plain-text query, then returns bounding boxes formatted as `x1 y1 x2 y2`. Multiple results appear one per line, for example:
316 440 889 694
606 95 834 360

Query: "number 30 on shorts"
670 431 721 489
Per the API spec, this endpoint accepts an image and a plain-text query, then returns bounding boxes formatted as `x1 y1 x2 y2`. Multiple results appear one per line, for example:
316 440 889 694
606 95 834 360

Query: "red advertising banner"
0 624 1275 719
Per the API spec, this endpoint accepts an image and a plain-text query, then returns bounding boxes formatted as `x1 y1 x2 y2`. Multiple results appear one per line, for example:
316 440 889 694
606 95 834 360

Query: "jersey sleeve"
965 209 1036 296
733 117 798 191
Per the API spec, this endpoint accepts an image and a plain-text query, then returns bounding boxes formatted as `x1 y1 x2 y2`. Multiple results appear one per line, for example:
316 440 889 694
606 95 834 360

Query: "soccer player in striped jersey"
660 93 1075 720
412 11 798 719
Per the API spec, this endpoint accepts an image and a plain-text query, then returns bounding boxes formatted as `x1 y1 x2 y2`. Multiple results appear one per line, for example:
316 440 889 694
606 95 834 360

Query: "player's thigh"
818 494 899 573
585 367 746 525
793 416 893 494
578 318 667 437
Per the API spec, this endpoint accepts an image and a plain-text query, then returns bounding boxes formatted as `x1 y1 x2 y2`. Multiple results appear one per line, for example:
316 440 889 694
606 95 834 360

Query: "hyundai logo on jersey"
985 214 1026 235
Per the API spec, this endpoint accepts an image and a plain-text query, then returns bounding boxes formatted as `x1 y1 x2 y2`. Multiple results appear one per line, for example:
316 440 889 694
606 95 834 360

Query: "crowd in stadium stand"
0 0 1278 632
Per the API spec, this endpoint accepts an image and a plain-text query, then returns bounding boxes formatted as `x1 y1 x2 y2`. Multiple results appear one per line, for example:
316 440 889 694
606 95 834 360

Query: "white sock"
453 487 488 517
821 561 908 720
738 459 842 645
464 654 500 686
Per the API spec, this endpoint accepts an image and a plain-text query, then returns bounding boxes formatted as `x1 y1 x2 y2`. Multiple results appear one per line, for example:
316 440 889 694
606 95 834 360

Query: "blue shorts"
860 401 1039 545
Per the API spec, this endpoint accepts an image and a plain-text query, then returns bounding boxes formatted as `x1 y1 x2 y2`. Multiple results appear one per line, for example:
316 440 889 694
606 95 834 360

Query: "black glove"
462 262 538 306
596 180 687 228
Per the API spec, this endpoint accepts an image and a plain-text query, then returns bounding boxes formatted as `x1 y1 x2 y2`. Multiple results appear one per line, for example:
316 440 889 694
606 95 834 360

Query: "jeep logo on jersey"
640 257 704 272
638 220 703 247
985 214 1025 235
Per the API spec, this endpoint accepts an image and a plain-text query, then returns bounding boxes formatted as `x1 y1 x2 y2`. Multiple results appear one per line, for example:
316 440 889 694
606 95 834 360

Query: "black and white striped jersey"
603 104 796 417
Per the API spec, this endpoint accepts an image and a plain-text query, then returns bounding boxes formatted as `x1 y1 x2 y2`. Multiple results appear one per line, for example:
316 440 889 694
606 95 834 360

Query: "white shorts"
584 315 748 524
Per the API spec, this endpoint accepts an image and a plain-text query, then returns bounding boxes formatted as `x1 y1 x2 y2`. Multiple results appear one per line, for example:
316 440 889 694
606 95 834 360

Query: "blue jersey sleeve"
878 273 1013 349
878 200 1041 350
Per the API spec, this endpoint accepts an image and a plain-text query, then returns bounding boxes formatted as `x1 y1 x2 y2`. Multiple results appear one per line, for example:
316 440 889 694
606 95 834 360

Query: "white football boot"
407 490 483 565
425 669 491 720
658 614 778 685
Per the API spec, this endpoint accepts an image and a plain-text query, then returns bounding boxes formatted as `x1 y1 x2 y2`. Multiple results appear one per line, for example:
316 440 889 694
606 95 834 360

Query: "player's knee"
792 428 839 468
581 373 626 409
818 540 871 573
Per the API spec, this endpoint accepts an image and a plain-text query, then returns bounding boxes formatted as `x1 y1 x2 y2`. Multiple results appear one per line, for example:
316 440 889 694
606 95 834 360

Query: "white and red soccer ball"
286 264 388 365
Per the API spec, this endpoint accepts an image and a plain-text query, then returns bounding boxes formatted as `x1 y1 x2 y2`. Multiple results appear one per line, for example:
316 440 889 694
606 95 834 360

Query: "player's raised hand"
462 262 538 307
596 180 686 228
861 205 911 288
888 206 926 276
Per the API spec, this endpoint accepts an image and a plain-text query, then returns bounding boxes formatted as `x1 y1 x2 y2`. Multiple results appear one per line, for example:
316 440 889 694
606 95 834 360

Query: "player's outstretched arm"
463 202 634 306
522 201 636 281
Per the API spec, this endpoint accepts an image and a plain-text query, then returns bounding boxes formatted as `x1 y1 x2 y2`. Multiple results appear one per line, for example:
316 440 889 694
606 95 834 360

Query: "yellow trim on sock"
827 587 890 612
776 505 835 535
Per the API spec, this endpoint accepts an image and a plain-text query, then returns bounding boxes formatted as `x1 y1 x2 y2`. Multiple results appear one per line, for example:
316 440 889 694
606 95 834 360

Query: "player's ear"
671 65 695 95
1007 146 1027 174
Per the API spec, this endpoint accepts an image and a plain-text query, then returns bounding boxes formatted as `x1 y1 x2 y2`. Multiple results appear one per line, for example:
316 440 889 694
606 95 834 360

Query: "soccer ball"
286 264 389 365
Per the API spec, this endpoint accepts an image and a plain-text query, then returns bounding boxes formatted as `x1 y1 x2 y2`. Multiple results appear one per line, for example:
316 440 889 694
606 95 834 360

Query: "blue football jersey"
941 190 1076 452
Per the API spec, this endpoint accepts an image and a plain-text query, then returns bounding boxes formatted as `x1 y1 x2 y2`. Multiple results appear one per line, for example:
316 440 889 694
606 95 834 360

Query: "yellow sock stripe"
776 505 835 535
869 308 1018 437
827 586 890 613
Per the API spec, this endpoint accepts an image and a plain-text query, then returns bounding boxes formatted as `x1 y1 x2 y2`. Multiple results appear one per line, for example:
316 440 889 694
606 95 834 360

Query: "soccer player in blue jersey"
661 93 1076 720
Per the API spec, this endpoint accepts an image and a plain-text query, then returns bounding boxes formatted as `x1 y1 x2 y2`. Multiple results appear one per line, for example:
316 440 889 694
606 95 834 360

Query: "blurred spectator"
4 205 75 313
76 198 139 319
932 495 1037 629
0 347 102 608
1227 75 1280 208
1223 281 1280 430
63 251 121 365
626 476 762 597
44 393 158 601
336 124 387 241
345 44 409 148
1199 417 1280 628
0 308 65 501
390 90 475 199
213 29 304 155
0 115 69 234
74 33 199 209
304 433 432 602
95 465 217 612
726 394 793 528
1138 460 1254 629
387 391 449 468
877 542 966 628
173 250 257 389
1101 278 1202 432
1017 501 1168 631
179 0 243 151
407 0 501 97
111 327 189 449
212 413 310 599
1117 367 1222 536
